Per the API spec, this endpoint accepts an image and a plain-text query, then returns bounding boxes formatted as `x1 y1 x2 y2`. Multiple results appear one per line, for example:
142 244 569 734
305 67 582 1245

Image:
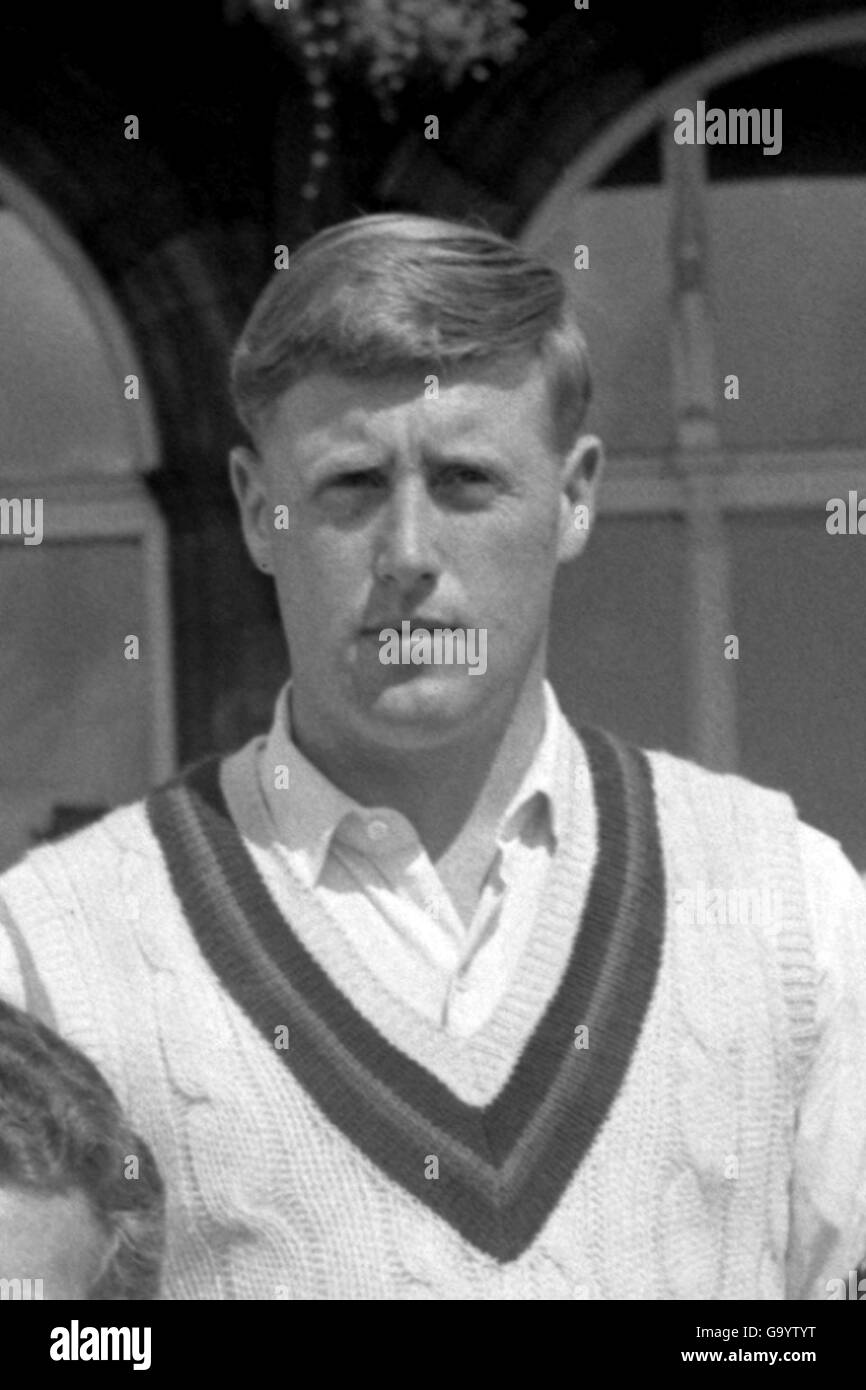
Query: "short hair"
230 212 592 455
0 997 165 1299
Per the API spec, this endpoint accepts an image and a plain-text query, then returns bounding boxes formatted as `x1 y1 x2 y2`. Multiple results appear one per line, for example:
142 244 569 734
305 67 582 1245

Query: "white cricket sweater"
1 718 866 1300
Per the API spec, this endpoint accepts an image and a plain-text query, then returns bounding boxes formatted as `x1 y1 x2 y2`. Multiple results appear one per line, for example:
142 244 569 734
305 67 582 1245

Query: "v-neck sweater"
248 678 570 1036
0 718 863 1300
147 725 662 1266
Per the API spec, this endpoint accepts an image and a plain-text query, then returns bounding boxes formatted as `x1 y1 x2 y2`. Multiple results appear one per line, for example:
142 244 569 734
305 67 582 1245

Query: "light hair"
230 212 592 454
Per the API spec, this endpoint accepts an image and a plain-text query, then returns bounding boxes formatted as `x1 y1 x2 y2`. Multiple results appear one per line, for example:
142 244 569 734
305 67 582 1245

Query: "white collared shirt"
251 675 866 1099
255 679 586 1037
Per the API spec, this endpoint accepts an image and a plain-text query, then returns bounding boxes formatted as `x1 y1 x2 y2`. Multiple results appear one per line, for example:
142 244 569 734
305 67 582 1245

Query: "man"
1 211 865 1299
0 997 165 1299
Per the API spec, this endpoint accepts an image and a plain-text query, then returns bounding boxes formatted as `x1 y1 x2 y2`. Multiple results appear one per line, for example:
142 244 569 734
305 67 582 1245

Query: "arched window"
523 16 866 868
0 171 174 871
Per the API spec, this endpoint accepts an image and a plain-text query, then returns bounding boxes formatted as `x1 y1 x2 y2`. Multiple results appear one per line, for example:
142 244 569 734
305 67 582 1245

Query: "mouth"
361 617 460 637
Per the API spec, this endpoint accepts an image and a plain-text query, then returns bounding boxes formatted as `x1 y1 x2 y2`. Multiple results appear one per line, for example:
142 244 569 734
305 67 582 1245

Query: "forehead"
260 357 553 456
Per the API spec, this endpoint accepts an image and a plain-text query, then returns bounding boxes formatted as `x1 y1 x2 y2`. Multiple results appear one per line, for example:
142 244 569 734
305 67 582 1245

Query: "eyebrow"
311 445 507 474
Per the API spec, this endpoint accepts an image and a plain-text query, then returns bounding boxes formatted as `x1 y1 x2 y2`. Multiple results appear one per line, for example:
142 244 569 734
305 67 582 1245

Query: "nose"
373 474 440 589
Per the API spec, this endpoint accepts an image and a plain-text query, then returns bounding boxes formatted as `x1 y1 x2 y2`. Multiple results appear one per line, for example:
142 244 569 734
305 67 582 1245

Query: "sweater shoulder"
0 747 239 904
638 740 799 827
0 787 172 910
610 734 808 912
635 737 818 1097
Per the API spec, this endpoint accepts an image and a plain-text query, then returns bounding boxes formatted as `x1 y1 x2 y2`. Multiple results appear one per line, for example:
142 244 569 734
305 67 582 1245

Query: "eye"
331 470 385 489
440 464 493 486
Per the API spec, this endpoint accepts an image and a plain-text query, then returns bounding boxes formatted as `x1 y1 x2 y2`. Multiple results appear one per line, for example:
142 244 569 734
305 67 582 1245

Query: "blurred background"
0 0 864 871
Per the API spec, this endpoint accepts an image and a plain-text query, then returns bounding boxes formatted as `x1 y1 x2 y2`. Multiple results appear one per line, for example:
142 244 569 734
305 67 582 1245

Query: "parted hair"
0 997 165 1299
230 212 592 454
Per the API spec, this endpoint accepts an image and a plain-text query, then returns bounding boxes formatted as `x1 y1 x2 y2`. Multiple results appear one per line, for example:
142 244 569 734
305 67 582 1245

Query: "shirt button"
367 819 389 841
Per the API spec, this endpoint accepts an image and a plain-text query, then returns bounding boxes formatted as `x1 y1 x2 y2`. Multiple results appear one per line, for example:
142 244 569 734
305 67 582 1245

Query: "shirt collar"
258 678 567 885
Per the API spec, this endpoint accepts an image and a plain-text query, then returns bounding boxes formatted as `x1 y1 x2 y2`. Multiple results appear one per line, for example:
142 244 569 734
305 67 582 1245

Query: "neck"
289 671 548 862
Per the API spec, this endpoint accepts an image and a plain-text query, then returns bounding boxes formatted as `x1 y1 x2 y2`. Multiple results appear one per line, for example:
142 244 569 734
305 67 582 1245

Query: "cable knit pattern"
0 724 826 1300
144 728 665 1265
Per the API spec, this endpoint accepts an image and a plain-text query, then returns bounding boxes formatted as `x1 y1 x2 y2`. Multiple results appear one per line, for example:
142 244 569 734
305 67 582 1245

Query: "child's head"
0 997 165 1298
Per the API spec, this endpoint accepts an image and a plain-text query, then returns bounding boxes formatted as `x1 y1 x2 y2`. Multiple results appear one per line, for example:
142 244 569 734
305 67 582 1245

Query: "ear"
228 444 271 570
556 434 605 564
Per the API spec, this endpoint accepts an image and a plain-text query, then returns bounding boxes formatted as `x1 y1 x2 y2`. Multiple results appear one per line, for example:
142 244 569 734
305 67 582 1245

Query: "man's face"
0 1186 111 1298
231 355 601 752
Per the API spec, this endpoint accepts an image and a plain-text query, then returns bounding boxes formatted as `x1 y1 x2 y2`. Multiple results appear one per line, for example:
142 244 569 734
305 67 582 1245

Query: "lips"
362 617 460 635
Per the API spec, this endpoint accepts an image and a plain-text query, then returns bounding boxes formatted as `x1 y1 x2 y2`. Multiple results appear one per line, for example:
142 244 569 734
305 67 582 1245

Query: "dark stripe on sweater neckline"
145 725 665 1262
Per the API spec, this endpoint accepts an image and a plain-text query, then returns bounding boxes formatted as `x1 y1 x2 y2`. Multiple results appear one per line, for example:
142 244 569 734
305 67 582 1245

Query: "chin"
355 669 488 740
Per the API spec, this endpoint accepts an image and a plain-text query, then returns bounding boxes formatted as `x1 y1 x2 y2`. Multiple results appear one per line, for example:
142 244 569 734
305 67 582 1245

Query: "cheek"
465 505 560 585
280 530 357 590
274 538 367 640
22 1230 111 1299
